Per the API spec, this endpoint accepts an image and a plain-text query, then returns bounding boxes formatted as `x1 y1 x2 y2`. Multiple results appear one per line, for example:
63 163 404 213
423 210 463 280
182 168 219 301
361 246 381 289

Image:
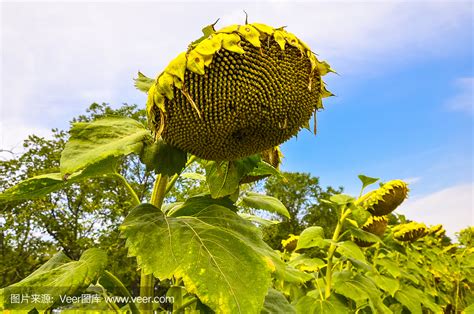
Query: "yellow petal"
164 52 187 82
186 50 206 75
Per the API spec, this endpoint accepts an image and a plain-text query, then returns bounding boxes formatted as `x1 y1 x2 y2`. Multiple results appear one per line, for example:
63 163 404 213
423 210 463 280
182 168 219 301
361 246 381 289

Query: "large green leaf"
350 228 382 244
395 286 422 314
139 139 187 176
295 294 349 313
60 117 151 175
0 249 107 312
204 155 260 198
261 289 295 314
366 272 399 297
295 226 325 251
376 258 401 278
0 157 118 203
336 241 366 262
169 194 237 216
120 203 275 313
333 272 390 313
240 192 290 218
245 160 285 181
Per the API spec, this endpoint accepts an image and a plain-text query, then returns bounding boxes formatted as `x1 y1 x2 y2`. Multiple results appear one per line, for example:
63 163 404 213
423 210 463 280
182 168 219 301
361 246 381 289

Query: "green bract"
146 22 333 161
357 180 409 216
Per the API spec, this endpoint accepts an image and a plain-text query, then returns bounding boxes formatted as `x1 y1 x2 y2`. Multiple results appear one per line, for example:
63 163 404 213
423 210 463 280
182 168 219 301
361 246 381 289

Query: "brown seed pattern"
151 36 322 160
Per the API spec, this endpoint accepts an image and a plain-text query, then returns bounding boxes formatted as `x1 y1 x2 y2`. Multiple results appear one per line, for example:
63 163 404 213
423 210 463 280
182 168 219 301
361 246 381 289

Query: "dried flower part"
357 180 409 216
393 222 428 242
240 146 282 184
281 234 299 251
362 216 388 237
146 23 333 161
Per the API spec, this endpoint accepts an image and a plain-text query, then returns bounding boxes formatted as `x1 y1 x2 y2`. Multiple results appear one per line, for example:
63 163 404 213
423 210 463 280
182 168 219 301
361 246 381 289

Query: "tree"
0 103 151 290
261 172 343 249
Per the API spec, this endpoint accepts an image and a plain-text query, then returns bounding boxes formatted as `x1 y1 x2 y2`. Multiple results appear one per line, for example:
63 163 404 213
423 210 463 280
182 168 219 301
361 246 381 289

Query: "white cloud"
402 177 421 185
444 77 473 114
0 1 471 155
398 183 474 240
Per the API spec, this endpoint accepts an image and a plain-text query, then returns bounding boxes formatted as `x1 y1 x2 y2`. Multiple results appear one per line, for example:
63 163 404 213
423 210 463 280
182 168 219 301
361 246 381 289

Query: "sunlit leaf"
295 226 325 251
0 157 118 203
60 117 151 176
0 249 107 312
121 203 275 313
395 286 422 314
240 192 289 218
336 241 366 262
329 194 354 206
357 174 379 191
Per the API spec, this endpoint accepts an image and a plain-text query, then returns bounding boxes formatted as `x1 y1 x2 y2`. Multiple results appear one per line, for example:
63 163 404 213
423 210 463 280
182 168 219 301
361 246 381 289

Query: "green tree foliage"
0 103 151 291
261 172 343 249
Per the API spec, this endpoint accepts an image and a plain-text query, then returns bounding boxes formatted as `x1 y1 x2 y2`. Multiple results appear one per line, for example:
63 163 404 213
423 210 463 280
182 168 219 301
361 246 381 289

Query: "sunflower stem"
140 173 170 313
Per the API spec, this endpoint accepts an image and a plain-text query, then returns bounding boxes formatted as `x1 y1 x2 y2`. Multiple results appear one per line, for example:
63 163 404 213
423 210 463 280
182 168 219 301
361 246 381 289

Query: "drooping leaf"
295 226 325 251
288 254 325 272
240 192 290 218
261 289 295 314
139 139 187 176
333 272 390 313
239 213 279 226
134 71 155 93
357 174 379 191
336 241 366 262
350 228 382 244
329 194 354 206
376 258 401 278
245 160 285 181
0 249 107 312
204 155 260 198
295 294 349 313
333 271 371 309
395 286 422 314
169 194 237 216
60 117 151 176
0 157 118 203
350 205 372 226
181 172 206 181
120 203 274 313
366 272 399 297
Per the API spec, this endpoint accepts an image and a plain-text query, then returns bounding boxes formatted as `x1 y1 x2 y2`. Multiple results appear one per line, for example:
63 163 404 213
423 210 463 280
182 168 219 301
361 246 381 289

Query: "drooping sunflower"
357 180 409 216
392 222 428 242
145 22 333 161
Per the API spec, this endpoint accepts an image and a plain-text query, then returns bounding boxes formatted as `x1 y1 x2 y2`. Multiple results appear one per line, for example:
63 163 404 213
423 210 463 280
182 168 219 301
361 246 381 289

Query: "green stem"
113 173 140 206
140 173 170 313
103 271 140 314
174 297 198 312
325 207 351 299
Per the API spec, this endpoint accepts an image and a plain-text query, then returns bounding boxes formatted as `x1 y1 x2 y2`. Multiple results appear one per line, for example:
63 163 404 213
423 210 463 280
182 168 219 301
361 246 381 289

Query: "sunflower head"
362 216 388 237
146 22 333 161
281 234 299 251
357 180 409 216
393 222 428 242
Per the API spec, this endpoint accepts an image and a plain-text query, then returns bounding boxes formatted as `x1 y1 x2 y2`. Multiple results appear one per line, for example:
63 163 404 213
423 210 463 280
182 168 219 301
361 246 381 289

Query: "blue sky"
1 1 472 238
